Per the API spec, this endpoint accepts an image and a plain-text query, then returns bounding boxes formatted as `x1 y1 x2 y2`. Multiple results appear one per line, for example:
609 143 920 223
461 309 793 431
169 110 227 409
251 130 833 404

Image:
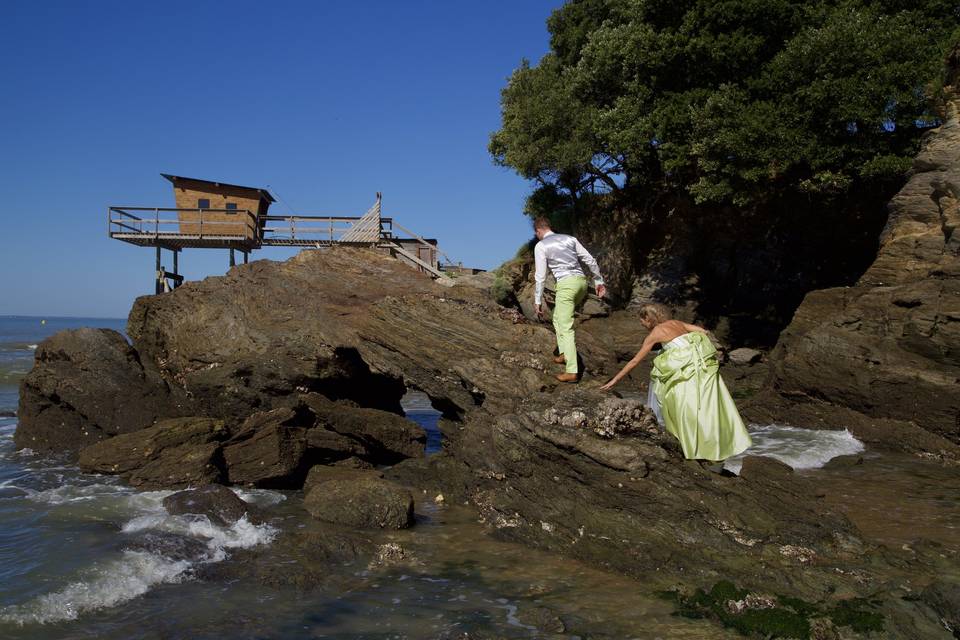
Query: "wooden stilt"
155 246 162 295
229 248 236 267
172 249 179 288
243 250 249 265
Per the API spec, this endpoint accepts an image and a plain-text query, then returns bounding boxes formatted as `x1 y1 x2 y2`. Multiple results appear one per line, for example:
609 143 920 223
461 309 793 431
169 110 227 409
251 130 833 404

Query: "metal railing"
109 206 260 243
107 204 457 279
259 214 394 245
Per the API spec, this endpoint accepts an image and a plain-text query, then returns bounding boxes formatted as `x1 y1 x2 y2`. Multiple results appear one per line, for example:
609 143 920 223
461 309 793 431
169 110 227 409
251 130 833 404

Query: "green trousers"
553 275 588 374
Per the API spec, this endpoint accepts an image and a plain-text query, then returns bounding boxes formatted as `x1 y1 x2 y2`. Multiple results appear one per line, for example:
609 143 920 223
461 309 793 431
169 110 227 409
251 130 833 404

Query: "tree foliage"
491 0 959 210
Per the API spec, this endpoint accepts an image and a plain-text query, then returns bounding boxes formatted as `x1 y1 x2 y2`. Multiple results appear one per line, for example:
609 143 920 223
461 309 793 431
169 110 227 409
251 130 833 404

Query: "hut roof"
161 174 276 203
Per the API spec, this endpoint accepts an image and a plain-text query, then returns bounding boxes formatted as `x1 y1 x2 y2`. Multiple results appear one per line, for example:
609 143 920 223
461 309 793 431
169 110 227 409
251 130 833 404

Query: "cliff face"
765 89 960 443
509 185 895 348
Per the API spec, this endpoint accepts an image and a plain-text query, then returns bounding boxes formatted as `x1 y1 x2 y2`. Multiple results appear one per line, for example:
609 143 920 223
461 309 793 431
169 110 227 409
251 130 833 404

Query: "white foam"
1 488 276 625
121 512 276 561
231 487 287 507
725 424 865 474
27 344 37 350
0 550 191 625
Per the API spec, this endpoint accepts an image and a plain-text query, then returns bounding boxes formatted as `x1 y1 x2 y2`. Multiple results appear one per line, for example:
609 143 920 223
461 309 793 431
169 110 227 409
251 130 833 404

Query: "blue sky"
0 1 561 317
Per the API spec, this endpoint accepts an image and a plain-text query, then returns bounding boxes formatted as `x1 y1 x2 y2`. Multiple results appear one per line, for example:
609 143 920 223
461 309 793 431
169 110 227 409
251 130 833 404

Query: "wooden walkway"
108 195 455 292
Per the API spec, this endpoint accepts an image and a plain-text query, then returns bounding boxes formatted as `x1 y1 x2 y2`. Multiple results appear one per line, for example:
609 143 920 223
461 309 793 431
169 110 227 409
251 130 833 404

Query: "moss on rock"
660 580 884 638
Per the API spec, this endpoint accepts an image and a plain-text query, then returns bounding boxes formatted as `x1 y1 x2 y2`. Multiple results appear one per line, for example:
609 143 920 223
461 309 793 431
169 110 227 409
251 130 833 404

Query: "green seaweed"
727 609 810 639
777 595 820 617
664 581 885 639
710 580 750 602
827 599 885 633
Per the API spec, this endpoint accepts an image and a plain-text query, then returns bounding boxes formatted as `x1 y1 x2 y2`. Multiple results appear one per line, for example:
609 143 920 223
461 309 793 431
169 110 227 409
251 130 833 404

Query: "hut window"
198 198 210 209
225 203 237 214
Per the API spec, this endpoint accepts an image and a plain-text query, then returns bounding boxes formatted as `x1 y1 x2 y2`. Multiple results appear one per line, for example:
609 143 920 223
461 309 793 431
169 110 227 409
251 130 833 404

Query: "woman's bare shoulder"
651 320 687 342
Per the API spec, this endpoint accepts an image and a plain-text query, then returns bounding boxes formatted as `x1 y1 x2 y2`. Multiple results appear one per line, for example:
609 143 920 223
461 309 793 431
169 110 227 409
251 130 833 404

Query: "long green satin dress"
649 331 752 461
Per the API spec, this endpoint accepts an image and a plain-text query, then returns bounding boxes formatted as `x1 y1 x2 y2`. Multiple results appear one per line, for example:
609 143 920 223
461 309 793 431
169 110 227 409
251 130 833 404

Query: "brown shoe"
553 354 566 364
555 372 579 383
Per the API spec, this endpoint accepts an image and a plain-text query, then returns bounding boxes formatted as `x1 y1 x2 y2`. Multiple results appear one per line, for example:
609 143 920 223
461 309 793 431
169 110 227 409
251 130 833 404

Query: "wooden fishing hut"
163 174 275 240
109 175 461 293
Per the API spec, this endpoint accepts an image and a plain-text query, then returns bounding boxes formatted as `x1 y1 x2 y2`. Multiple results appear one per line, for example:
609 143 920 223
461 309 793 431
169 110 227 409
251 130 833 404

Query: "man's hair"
532 216 552 231
638 303 672 325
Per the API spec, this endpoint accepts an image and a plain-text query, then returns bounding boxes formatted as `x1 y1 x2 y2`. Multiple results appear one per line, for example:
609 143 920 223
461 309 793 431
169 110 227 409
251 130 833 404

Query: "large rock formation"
124 250 430 417
15 328 194 453
764 81 960 445
78 416 228 488
16 244 957 634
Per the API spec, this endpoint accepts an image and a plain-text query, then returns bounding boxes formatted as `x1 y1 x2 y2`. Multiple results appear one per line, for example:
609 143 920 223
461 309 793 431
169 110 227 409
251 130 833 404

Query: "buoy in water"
40 319 46 325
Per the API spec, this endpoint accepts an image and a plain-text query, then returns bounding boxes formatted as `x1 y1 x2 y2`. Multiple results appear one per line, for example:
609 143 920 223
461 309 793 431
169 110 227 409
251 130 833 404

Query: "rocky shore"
12 74 960 640
13 235 960 636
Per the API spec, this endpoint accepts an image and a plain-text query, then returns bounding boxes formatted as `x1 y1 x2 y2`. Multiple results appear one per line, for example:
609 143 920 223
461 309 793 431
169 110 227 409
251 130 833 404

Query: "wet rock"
439 386 870 602
284 527 376 564
304 477 414 529
302 463 383 493
514 604 566 633
738 455 794 480
163 484 261 526
302 393 426 463
367 542 417 569
77 417 227 489
822 454 865 470
921 581 960 634
808 617 841 640
121 531 210 562
15 328 193 455
728 347 762 365
202 526 375 589
222 408 309 487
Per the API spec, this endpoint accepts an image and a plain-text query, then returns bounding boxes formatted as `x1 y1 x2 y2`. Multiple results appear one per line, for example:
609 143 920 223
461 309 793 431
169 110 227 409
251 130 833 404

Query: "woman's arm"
600 331 659 390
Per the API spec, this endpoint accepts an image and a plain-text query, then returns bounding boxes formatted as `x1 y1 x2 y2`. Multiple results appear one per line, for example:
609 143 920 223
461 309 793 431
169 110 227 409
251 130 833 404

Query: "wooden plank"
391 221 455 266
380 241 450 280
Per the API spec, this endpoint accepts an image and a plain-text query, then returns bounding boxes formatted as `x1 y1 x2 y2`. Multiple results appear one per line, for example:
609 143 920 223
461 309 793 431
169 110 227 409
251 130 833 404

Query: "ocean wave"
0 488 277 625
0 550 192 625
0 342 40 353
121 512 277 562
724 424 865 474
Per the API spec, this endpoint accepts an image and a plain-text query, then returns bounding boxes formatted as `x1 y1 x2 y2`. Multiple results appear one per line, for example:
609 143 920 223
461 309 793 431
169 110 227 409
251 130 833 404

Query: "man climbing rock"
533 217 606 383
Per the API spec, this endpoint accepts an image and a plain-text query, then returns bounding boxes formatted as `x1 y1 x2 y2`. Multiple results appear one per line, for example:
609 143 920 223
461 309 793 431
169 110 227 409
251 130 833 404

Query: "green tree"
491 0 959 212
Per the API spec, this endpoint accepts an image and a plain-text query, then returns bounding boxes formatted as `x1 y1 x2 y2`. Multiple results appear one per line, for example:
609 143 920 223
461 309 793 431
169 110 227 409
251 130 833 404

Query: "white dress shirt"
534 231 604 305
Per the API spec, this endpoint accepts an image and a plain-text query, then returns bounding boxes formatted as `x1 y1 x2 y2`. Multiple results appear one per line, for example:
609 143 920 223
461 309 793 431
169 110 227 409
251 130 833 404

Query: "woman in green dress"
600 303 752 462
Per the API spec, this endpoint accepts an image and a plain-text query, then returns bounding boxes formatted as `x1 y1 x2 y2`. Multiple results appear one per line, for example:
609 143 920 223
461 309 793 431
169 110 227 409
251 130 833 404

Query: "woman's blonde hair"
638 303 672 325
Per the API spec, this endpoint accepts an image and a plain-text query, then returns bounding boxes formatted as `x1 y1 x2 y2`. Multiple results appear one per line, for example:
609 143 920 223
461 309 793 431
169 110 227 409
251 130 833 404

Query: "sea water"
0 316 956 638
